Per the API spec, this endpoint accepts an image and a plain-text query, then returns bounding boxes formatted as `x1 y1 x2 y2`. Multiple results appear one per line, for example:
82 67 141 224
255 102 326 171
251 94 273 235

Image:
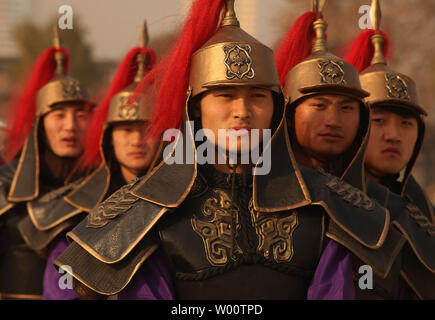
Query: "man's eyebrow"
310 97 332 104
338 98 357 104
211 87 235 92
249 86 269 91
371 109 387 115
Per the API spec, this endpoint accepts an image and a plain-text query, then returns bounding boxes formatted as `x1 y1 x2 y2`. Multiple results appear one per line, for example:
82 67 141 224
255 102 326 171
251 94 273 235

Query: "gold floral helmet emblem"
223 44 255 80
118 96 139 120
385 73 411 101
61 78 82 99
318 60 347 85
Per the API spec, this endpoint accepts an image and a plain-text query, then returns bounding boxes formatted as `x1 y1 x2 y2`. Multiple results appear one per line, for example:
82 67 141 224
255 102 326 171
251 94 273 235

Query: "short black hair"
371 103 419 119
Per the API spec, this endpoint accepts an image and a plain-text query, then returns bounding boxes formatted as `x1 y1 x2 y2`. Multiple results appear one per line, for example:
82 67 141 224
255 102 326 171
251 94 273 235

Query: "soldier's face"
198 86 274 153
365 108 418 178
43 103 91 158
294 94 360 161
111 121 159 178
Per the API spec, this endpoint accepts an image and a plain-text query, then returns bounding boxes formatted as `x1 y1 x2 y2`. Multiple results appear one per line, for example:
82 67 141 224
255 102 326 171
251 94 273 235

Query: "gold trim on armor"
339 105 370 194
392 220 435 273
191 189 243 266
284 119 312 202
19 216 78 251
399 270 423 300
26 201 82 231
425 193 435 224
64 163 111 212
325 230 405 280
67 207 167 264
53 243 159 296
0 203 15 217
131 88 197 208
0 293 43 300
325 232 383 279
249 199 298 263
8 118 41 202
252 109 312 213
317 200 389 249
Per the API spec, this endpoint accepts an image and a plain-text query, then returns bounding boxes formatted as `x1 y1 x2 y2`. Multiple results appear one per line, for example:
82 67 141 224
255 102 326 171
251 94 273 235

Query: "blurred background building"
0 0 434 199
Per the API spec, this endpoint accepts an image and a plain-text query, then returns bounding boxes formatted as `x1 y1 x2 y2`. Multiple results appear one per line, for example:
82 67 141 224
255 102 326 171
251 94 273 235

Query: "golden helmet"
189 0 281 97
284 3 369 106
35 27 93 116
106 23 154 125
359 0 426 116
106 83 152 124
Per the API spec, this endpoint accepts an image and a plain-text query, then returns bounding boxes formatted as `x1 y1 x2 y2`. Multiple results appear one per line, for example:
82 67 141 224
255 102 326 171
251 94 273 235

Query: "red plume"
134 0 226 139
343 29 390 72
78 47 157 171
275 11 319 86
2 47 69 163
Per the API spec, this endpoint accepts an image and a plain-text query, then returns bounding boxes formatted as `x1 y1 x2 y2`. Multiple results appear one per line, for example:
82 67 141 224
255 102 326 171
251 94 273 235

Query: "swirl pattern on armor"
191 189 243 266
249 199 298 263
86 178 139 228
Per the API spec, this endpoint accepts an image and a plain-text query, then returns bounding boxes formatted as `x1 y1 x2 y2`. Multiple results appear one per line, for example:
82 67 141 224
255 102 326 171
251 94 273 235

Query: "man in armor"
55 0 406 300
41 23 162 299
343 0 435 299
0 27 93 299
274 0 404 299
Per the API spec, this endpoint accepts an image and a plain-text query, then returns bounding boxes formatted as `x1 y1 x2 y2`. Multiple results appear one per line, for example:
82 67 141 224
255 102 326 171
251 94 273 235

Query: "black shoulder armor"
367 179 435 274
392 202 435 274
65 164 110 212
54 230 159 296
401 243 435 299
302 168 390 249
366 178 435 298
402 175 435 224
67 177 167 264
17 178 86 250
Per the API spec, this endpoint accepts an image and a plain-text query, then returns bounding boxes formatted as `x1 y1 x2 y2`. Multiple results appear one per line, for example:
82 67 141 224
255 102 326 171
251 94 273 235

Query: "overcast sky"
26 0 289 60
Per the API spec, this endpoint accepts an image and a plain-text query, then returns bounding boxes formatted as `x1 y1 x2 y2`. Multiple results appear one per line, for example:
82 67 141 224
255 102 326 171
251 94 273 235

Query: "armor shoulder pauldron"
402 175 435 224
327 220 405 278
303 168 390 249
64 164 111 213
54 231 159 296
400 242 435 299
392 202 435 274
26 178 85 231
371 182 435 274
18 214 85 251
66 161 197 264
86 178 140 229
67 177 169 264
17 178 88 250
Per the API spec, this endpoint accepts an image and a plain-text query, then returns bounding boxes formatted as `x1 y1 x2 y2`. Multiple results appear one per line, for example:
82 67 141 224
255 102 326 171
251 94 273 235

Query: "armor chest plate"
158 175 325 298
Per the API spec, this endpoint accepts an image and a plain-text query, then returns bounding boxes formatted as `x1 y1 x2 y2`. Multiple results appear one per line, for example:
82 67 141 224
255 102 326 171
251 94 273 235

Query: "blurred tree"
8 17 104 94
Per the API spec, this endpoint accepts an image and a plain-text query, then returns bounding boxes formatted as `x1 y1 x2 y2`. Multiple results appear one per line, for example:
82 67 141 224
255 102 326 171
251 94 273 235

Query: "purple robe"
307 238 355 300
43 238 80 300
